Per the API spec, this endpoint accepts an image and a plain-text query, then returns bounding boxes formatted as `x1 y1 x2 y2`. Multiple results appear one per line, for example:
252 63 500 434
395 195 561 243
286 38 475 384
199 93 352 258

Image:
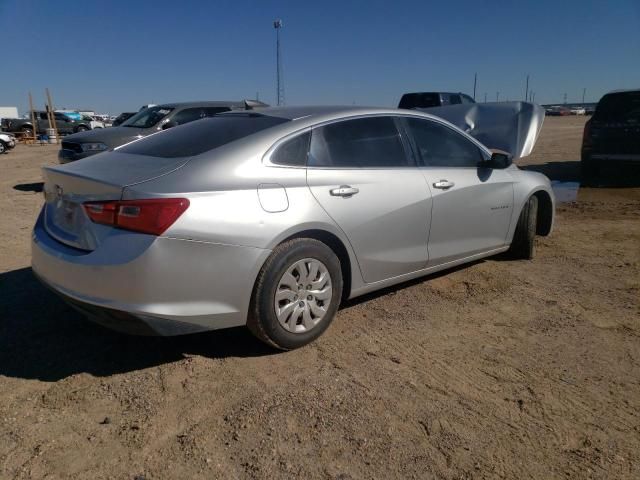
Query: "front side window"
171 107 231 126
405 117 484 168
122 106 174 129
270 132 310 166
309 117 410 168
449 94 462 105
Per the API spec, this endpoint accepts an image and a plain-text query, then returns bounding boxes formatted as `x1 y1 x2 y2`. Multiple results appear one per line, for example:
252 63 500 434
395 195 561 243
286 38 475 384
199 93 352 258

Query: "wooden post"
28 92 38 143
45 88 60 143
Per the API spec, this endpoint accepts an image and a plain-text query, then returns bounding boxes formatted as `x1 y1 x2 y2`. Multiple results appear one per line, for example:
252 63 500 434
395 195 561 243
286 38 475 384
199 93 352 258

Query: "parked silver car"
32 106 555 349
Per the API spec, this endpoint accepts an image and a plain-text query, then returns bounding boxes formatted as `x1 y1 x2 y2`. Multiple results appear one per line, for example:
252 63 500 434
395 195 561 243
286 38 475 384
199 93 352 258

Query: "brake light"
83 198 189 235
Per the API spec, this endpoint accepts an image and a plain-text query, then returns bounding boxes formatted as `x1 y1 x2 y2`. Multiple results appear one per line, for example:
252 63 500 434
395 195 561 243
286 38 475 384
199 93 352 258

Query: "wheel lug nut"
298 301 305 307
293 295 298 300
306 285 311 290
307 295 313 301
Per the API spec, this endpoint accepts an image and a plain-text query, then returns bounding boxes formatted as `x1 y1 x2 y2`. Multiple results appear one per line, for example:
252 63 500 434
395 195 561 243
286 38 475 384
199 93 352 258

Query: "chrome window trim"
263 112 492 170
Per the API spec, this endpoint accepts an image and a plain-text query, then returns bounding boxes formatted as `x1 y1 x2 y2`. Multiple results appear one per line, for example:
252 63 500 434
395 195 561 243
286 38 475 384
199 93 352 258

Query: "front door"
404 116 514 266
306 116 432 283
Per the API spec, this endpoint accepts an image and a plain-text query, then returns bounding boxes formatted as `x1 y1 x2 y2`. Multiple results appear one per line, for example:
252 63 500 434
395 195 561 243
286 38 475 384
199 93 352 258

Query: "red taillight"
83 198 189 235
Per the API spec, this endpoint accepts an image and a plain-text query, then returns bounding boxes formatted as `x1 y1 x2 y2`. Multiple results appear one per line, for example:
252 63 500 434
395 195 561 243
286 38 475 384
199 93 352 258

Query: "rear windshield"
118 114 290 158
399 93 441 109
595 92 640 122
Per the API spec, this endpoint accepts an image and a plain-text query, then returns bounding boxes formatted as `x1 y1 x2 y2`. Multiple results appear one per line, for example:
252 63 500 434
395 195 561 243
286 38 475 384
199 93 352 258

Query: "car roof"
225 105 441 122
155 100 267 109
605 88 640 94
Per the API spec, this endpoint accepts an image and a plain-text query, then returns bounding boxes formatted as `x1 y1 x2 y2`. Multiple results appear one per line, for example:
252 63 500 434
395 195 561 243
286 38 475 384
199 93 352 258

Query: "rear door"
403 116 514 266
306 116 432 283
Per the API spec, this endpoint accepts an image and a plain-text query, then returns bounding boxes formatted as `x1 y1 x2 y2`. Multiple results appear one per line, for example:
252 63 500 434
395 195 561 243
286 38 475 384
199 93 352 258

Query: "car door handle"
433 180 455 189
330 185 359 197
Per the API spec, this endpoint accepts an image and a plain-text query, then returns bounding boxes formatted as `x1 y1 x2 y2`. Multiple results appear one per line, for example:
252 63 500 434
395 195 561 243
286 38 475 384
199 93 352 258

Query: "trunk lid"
42 151 190 250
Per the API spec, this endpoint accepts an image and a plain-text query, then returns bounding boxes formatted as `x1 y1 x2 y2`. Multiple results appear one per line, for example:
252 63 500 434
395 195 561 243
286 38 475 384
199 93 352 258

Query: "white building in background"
0 106 19 123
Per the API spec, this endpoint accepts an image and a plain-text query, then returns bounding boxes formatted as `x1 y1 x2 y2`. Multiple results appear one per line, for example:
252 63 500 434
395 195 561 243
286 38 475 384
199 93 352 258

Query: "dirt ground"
1 116 639 479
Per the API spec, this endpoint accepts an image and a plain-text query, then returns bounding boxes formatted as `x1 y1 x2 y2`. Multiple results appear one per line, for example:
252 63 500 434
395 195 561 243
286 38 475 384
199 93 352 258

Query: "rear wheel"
247 238 343 350
509 196 538 260
76 126 89 132
0 142 5 154
21 126 34 138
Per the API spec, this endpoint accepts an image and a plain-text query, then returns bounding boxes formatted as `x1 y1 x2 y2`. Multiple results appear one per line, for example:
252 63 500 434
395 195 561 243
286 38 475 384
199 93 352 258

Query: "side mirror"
162 120 178 130
484 151 512 169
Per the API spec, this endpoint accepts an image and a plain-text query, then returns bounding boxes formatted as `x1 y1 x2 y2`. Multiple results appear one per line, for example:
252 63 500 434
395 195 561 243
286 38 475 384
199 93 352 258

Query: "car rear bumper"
31 210 271 336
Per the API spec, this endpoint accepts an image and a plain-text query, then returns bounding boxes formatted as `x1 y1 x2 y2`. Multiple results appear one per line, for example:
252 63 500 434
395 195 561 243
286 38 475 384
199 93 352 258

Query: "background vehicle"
398 92 475 109
0 132 16 153
1 111 92 137
581 89 640 186
545 106 571 116
58 99 268 162
33 106 554 350
112 112 135 126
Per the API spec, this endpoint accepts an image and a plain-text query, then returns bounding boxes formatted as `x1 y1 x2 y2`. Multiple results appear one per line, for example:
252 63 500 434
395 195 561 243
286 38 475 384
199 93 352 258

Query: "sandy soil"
1 117 639 479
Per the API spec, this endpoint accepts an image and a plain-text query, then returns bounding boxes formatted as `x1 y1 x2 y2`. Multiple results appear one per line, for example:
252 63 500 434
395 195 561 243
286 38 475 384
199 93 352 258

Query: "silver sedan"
32 106 555 349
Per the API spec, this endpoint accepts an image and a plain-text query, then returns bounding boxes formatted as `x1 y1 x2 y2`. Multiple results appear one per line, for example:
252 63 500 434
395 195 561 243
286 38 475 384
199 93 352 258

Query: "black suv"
398 92 475 109
581 89 640 185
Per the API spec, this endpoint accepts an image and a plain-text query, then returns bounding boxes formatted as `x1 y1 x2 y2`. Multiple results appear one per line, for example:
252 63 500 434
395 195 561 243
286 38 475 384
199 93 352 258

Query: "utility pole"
274 19 285 106
473 73 477 101
582 88 586 104
496 91 500 102
525 74 529 102
484 93 487 103
45 88 59 143
28 92 37 142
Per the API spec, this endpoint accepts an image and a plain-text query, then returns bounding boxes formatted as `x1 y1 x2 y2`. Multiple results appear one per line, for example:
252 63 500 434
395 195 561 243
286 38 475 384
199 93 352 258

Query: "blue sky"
1 0 638 115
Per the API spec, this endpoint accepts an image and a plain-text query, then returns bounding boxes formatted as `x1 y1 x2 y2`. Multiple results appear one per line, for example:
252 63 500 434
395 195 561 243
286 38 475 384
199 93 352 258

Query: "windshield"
121 106 174 128
118 114 290 158
595 92 640 122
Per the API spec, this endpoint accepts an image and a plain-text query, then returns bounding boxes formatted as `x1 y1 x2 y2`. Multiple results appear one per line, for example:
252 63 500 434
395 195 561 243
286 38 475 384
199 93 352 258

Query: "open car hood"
421 101 545 159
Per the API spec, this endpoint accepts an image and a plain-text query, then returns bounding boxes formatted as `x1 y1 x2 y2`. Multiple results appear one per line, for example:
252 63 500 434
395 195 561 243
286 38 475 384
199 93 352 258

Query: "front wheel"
508 195 538 260
247 238 343 350
0 142 5 154
75 126 89 132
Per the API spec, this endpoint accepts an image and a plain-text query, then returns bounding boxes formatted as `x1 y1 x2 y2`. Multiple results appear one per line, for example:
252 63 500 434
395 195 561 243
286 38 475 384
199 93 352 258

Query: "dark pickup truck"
399 92 476 109
1 111 92 136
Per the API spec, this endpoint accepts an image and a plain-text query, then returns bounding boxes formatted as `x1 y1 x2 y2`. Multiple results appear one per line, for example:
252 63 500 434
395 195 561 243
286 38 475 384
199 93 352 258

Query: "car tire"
76 126 89 132
0 142 5 154
21 126 34 138
509 195 538 260
247 238 343 350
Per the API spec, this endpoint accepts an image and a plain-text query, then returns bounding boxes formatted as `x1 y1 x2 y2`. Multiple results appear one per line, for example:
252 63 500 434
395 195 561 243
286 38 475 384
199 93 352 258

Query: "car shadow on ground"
0 267 276 382
1 261 490 381
13 182 44 193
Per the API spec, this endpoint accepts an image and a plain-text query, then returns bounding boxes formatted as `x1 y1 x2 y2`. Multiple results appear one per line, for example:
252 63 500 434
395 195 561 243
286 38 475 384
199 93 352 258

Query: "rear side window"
595 92 640 122
270 132 310 166
405 117 483 168
119 115 289 158
449 94 462 105
309 117 410 168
